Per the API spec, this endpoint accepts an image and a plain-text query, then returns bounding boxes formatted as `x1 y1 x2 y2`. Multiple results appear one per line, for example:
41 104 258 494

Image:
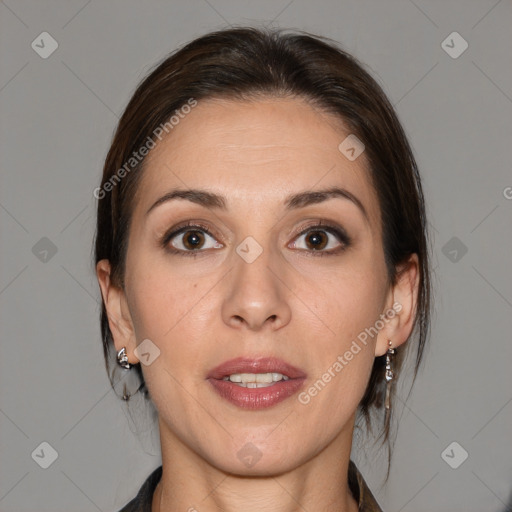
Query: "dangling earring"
117 347 132 369
116 347 134 401
384 340 395 411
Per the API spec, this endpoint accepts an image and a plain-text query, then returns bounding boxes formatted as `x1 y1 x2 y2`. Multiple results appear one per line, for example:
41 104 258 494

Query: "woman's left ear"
375 253 420 357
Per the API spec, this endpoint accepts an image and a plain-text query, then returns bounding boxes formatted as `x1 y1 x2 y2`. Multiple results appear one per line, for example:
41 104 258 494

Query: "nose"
221 243 292 332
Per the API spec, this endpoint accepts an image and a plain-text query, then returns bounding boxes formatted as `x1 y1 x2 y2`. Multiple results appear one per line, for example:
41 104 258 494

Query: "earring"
117 347 132 369
384 340 395 411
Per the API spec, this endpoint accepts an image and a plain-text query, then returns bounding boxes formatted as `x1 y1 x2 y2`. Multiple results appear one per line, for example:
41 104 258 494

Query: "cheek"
125 267 206 425
126 255 199 339
293 260 385 415
125 258 211 383
299 255 386 343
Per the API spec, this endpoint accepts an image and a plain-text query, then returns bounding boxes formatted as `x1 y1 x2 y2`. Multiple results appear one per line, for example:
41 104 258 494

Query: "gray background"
1 1 511 511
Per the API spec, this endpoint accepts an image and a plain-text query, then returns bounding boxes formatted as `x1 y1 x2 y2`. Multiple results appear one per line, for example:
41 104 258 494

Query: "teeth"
247 382 273 388
221 372 290 385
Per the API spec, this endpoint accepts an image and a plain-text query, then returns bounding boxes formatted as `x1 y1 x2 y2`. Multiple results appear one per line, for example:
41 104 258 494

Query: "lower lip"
207 378 306 409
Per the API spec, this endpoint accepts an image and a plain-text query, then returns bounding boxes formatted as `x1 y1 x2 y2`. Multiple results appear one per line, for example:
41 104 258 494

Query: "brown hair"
94 26 432 480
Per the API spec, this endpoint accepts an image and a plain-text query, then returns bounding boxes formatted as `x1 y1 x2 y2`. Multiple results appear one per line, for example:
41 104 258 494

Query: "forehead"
136 96 380 228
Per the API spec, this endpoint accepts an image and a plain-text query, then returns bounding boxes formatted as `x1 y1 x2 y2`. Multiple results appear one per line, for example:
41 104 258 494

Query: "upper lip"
207 357 307 380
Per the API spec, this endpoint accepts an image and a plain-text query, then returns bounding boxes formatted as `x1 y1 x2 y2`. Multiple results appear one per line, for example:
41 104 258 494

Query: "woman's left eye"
290 226 350 255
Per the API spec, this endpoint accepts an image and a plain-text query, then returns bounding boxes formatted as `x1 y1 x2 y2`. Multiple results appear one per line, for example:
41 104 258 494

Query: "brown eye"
290 224 351 255
304 230 328 251
162 223 223 255
181 230 206 250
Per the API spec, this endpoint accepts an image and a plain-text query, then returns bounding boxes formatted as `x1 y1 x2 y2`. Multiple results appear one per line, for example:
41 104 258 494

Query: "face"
101 96 408 475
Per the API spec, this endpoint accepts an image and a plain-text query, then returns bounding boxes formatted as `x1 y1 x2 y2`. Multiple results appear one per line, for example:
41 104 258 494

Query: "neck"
152 418 359 512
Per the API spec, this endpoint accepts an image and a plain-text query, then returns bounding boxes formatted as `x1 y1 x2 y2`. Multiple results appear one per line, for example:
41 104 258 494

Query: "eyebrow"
145 186 369 223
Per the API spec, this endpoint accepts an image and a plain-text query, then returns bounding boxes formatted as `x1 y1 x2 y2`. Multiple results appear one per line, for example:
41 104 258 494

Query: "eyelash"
160 220 352 258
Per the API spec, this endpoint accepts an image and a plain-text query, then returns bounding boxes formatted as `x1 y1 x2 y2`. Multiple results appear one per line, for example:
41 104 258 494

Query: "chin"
203 437 308 477
221 456 302 478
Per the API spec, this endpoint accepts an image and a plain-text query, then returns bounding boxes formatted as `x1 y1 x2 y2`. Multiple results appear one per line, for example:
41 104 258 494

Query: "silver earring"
117 347 132 369
384 340 395 411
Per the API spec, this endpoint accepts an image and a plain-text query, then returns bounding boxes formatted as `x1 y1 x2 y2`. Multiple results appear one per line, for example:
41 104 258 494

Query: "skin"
97 96 419 512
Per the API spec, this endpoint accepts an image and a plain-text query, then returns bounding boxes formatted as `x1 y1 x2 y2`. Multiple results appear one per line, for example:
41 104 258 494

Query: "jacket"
117 459 384 511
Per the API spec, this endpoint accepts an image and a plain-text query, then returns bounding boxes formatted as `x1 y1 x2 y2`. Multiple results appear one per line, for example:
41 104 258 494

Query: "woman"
94 26 431 512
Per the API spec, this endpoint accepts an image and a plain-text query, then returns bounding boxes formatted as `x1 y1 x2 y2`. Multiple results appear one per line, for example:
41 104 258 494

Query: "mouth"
206 357 307 409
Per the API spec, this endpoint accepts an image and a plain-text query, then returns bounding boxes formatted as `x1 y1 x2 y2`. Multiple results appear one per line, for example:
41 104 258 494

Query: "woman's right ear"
96 260 138 362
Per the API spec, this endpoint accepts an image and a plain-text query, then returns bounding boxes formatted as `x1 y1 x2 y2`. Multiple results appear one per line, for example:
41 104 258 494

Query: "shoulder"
116 465 162 512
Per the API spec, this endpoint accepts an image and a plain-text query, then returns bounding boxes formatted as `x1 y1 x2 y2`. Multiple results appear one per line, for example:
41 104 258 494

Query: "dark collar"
118 460 383 511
